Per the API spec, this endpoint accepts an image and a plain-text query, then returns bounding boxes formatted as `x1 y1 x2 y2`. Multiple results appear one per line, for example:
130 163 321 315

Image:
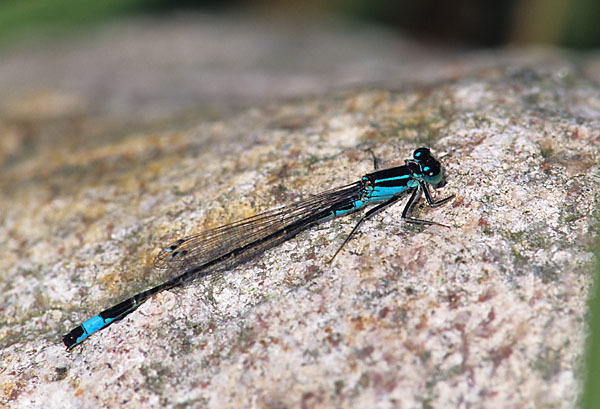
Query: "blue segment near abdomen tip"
62 147 450 348
78 315 113 343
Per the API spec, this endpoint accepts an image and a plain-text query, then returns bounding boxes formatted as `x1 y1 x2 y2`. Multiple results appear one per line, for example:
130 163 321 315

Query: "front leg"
402 184 451 227
421 180 455 207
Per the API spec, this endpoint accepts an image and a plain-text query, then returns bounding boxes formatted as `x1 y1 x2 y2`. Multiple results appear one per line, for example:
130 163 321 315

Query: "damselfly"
63 147 453 349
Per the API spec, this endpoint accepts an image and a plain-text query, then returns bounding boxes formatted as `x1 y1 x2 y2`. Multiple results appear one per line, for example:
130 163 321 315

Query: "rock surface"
0 14 598 409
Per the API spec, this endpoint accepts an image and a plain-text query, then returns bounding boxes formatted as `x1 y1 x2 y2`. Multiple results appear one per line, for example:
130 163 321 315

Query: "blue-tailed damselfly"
63 147 453 349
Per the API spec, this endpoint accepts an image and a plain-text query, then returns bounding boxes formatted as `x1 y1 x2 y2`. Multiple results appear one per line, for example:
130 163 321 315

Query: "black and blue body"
63 147 453 349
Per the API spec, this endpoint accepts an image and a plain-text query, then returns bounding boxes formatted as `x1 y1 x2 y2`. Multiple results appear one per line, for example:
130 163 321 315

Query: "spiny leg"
328 195 405 263
402 183 452 227
421 180 455 207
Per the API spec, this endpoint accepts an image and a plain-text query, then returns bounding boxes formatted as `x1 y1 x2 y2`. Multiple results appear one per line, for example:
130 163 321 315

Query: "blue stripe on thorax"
367 170 418 201
332 174 417 217
368 184 409 201
373 173 411 183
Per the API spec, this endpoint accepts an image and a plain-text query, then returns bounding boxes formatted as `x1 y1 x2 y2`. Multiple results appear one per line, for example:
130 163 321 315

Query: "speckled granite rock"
0 15 599 409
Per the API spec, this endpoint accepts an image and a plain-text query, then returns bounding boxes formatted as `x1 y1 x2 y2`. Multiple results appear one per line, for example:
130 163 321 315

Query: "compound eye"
413 147 431 161
429 163 440 176
427 171 444 186
422 161 443 184
422 163 439 177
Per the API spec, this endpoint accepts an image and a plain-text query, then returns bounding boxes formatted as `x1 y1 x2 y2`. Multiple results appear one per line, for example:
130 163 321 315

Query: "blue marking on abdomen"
333 199 367 217
77 315 114 343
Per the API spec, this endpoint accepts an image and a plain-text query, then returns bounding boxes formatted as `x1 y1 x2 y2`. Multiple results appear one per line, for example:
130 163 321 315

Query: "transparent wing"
153 181 362 279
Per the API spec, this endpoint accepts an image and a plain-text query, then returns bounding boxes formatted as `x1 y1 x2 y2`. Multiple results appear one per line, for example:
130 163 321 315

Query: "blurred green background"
581 232 600 409
0 0 598 49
